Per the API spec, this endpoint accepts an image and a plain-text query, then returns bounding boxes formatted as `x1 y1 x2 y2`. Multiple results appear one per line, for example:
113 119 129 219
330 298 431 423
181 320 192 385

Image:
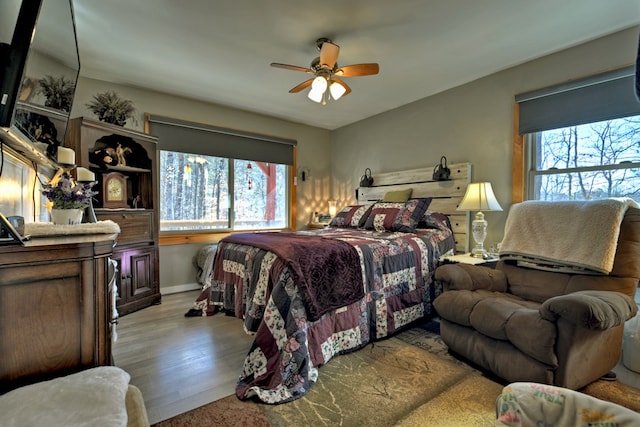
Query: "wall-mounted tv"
0 0 80 167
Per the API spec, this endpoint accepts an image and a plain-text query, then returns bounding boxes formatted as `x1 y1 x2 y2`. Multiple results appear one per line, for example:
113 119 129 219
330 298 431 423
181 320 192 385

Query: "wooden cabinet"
0 234 116 393
65 118 161 315
110 244 158 313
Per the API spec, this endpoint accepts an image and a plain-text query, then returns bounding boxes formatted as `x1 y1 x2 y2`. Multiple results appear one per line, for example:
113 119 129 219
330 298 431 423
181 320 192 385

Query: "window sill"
159 232 230 246
159 228 293 246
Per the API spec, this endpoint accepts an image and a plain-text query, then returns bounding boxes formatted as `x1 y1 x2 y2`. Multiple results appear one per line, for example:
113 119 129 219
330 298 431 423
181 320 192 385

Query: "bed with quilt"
188 198 456 404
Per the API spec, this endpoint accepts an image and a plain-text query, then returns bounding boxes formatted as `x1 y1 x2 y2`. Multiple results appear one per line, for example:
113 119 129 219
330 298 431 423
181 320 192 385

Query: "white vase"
51 208 84 225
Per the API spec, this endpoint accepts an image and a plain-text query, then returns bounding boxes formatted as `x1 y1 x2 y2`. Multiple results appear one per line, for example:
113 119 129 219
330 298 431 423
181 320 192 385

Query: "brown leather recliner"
433 207 640 390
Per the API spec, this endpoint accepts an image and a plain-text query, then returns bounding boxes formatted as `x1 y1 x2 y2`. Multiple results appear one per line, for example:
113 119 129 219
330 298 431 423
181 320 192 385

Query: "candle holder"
76 168 98 223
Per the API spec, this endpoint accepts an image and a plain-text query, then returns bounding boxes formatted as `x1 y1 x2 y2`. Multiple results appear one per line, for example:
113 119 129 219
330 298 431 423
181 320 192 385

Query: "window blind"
147 114 297 165
516 66 640 134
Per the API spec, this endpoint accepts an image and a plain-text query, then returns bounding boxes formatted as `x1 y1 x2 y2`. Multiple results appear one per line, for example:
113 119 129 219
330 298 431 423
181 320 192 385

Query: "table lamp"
328 200 337 218
457 182 502 258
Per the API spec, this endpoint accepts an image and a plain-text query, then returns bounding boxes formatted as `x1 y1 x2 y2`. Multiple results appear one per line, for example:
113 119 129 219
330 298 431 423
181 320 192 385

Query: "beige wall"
332 26 639 249
69 25 639 291
70 78 332 291
71 78 332 228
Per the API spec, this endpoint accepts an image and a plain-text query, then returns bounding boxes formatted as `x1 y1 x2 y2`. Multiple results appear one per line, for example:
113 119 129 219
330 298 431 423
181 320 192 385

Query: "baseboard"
161 283 201 295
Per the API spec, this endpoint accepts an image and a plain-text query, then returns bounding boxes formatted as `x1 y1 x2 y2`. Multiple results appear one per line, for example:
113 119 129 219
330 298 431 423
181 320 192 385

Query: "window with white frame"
517 66 640 202
148 115 294 232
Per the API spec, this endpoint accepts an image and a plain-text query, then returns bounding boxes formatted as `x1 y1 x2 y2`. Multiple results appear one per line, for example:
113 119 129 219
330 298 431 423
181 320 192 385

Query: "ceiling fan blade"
319 41 340 68
335 63 380 77
271 63 313 73
332 77 352 96
289 79 313 93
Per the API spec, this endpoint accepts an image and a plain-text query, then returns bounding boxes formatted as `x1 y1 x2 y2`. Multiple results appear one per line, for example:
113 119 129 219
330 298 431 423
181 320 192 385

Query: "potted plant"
37 75 75 112
86 91 137 126
41 174 97 224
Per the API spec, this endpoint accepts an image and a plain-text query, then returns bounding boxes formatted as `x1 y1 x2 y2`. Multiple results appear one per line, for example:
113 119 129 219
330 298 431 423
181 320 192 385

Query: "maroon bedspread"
223 232 364 321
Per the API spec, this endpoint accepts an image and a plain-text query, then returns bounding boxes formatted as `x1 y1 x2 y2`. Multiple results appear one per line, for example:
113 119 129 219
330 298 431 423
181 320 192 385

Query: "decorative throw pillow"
364 198 432 232
419 211 452 231
329 204 373 228
383 188 413 203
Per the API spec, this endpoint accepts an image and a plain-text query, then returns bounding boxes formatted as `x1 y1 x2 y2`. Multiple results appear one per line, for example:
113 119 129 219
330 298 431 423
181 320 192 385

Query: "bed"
189 163 471 404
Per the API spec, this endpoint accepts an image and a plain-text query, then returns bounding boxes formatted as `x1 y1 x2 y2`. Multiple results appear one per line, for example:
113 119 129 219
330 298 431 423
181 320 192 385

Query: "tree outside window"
529 116 640 202
159 151 288 231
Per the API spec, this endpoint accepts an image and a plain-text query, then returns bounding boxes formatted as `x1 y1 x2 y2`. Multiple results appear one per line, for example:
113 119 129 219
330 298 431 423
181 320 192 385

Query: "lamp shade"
311 76 328 92
457 182 503 212
308 88 323 103
329 80 346 100
328 200 337 217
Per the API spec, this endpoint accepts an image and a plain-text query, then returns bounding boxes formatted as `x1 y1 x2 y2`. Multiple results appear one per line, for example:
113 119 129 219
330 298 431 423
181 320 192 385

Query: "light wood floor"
112 291 253 424
114 291 640 425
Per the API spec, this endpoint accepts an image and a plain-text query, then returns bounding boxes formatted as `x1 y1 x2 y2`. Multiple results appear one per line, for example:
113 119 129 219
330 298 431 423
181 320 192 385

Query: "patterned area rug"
152 323 640 427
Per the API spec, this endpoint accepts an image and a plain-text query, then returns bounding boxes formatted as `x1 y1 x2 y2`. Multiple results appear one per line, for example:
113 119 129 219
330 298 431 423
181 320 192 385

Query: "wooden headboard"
357 162 471 253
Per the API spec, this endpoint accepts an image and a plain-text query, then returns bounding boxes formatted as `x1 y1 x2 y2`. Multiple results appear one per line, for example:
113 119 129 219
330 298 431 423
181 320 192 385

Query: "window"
159 152 288 231
148 115 295 233
516 66 640 202
527 116 640 201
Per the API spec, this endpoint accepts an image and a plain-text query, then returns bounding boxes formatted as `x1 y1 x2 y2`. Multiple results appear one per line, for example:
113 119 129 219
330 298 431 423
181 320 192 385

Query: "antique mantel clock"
102 172 128 208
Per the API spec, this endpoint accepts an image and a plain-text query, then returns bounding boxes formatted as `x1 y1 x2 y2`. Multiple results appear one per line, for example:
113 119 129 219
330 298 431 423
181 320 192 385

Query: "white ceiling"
72 0 640 130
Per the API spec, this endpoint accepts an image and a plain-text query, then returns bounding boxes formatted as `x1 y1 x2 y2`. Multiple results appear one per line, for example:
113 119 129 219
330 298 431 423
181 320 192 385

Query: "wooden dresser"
0 234 117 393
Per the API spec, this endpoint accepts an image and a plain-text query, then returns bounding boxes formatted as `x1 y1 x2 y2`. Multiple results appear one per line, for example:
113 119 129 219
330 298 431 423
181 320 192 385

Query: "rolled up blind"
516 66 640 134
147 114 297 165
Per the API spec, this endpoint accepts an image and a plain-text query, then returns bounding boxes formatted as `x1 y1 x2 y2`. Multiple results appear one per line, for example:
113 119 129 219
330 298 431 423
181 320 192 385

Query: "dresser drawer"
97 210 155 245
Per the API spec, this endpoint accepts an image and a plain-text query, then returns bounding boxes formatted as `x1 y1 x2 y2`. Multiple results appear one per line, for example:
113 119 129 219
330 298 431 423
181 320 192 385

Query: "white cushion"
0 366 130 427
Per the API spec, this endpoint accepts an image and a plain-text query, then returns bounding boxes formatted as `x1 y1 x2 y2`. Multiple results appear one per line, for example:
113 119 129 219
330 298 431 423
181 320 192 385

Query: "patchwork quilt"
190 226 454 403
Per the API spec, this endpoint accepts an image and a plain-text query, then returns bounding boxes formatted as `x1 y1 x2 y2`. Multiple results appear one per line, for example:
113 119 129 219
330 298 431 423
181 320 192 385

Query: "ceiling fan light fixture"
329 80 347 100
273 37 378 104
308 87 323 103
311 75 328 92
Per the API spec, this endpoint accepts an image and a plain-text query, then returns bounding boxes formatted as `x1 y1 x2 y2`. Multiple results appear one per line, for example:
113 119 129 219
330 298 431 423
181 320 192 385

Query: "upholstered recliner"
433 203 640 390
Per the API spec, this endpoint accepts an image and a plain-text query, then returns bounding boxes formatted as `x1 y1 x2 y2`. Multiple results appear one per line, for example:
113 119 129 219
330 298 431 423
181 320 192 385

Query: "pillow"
383 188 413 203
419 210 452 231
329 204 373 228
364 198 432 232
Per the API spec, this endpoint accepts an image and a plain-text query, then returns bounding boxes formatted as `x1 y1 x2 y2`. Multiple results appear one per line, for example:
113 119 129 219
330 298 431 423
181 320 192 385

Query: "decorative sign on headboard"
357 162 472 253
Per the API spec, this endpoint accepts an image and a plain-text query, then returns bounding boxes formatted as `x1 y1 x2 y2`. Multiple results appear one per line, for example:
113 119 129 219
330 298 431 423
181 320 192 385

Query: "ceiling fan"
271 38 380 105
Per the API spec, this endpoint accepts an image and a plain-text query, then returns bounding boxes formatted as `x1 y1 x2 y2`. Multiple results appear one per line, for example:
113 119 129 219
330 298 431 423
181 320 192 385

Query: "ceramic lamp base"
470 211 488 258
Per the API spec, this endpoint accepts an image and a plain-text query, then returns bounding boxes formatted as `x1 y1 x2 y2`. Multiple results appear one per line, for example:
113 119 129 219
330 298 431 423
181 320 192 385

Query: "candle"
57 147 75 165
76 167 95 182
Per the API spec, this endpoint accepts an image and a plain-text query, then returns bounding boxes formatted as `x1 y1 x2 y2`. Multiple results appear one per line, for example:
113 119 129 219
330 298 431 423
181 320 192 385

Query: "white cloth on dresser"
0 366 130 427
499 198 639 274
25 220 121 236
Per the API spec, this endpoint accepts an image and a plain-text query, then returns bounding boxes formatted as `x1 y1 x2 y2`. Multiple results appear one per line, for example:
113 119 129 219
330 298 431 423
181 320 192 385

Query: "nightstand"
439 253 499 268
307 221 329 230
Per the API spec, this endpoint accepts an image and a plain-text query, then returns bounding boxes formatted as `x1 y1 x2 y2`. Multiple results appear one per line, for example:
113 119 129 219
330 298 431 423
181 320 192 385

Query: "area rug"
152 325 640 427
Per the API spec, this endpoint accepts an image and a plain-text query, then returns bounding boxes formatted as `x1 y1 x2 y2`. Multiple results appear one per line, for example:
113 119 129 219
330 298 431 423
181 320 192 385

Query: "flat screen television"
0 0 79 167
